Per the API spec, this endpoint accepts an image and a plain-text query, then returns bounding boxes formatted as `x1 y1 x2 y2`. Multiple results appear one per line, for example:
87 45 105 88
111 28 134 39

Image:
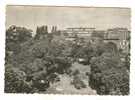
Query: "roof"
67 27 95 29
104 38 119 40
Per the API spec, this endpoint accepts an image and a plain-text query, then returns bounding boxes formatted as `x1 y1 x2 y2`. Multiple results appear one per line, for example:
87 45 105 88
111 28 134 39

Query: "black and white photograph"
5 5 130 95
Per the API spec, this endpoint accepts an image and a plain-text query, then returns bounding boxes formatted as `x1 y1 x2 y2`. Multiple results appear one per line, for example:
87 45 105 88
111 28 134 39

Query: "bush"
31 70 50 91
5 64 33 93
71 74 86 89
5 37 72 93
89 52 129 95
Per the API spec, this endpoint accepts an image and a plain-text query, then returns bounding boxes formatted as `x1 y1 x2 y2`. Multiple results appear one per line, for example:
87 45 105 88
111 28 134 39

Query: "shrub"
71 74 86 89
89 52 129 95
5 37 72 93
5 64 33 93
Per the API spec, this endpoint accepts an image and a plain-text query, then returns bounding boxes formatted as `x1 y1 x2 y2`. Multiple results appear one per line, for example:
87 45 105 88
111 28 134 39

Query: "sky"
6 5 131 34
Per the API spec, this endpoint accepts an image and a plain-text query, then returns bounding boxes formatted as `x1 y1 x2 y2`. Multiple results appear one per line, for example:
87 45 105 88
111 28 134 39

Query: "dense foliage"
6 26 33 63
5 27 72 93
5 25 130 95
89 52 129 95
5 64 33 93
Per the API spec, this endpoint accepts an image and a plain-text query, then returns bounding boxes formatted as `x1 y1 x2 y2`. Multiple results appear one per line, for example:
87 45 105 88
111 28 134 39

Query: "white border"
0 0 135 99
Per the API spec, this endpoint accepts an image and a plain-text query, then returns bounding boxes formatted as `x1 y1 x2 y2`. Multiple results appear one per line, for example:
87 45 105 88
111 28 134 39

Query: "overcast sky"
6 6 131 33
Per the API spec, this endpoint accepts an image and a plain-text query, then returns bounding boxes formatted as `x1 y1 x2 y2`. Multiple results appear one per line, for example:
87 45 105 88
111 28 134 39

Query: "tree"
89 52 129 95
6 25 32 44
104 42 118 53
34 25 48 40
6 26 32 52
5 64 33 93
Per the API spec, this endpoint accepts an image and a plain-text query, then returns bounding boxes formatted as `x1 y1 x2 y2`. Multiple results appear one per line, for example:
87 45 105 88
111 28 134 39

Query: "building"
106 28 130 40
59 27 95 42
60 27 95 38
104 28 130 53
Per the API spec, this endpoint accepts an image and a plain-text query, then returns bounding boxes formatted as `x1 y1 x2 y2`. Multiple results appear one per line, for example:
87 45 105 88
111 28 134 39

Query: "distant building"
59 27 95 42
104 28 130 53
60 27 95 38
106 28 129 40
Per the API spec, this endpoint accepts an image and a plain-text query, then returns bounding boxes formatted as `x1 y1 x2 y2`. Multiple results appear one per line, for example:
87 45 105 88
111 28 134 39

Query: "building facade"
60 27 95 38
104 28 130 53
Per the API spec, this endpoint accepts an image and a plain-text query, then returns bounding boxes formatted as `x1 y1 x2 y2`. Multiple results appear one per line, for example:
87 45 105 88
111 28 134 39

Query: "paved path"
45 62 97 95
